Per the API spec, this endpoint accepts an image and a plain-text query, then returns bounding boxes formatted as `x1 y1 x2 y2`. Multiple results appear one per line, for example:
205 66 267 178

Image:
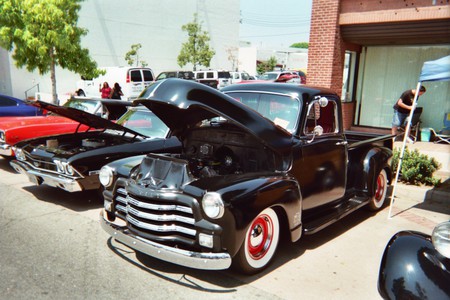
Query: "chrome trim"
127 194 193 214
9 160 83 192
100 210 232 270
20 150 83 177
0 143 13 156
127 205 195 225
127 214 196 236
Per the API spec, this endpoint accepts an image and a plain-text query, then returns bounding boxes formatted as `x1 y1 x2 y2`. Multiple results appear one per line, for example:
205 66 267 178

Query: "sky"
239 0 313 49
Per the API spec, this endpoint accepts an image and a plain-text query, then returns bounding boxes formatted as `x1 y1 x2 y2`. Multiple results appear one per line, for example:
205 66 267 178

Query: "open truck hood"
26 100 147 138
134 78 293 154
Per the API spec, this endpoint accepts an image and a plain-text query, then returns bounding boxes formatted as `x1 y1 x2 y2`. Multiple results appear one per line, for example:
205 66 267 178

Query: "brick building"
308 0 450 131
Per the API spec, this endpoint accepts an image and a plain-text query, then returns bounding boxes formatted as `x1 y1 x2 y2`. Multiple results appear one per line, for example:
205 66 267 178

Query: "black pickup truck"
100 79 393 274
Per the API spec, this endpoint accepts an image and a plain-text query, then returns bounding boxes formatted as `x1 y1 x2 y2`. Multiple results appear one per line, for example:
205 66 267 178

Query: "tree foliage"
177 14 215 71
226 46 239 72
290 42 309 49
0 0 102 103
125 43 147 67
256 56 278 75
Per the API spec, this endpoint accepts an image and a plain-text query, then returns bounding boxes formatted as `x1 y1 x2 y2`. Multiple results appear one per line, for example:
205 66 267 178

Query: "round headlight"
99 166 114 187
202 192 224 219
432 221 450 259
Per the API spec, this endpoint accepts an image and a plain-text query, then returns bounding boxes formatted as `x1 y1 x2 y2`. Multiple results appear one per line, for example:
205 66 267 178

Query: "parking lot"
0 155 448 300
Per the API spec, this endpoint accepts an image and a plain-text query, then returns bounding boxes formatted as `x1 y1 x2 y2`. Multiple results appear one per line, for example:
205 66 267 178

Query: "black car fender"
378 230 450 299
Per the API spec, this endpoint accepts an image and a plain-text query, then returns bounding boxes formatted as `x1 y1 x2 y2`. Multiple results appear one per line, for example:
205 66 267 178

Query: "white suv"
194 70 231 89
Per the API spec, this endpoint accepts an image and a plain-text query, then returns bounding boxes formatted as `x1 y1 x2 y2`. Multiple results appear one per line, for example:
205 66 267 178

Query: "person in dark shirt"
392 86 426 135
109 82 123 100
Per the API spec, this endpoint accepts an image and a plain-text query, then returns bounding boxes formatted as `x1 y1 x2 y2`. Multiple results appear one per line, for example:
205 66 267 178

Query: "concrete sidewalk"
392 141 450 219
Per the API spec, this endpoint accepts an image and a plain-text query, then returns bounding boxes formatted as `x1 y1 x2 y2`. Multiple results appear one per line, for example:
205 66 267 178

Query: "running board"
303 196 369 235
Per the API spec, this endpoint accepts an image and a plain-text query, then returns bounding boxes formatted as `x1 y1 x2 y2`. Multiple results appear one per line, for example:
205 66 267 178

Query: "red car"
0 98 129 157
239 70 306 85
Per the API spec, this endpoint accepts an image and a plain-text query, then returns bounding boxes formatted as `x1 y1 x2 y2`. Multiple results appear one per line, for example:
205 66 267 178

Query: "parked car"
99 78 393 274
0 94 45 117
0 97 129 157
194 70 231 89
156 71 196 81
230 71 251 84
292 70 307 84
76 67 155 100
259 71 301 83
10 103 180 193
378 221 450 299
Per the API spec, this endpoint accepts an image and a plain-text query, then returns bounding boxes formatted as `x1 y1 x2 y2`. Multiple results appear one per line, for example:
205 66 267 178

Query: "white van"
194 70 231 89
76 67 155 100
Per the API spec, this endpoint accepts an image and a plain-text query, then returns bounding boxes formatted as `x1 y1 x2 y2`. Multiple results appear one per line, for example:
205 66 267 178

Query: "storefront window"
355 46 450 130
341 51 356 102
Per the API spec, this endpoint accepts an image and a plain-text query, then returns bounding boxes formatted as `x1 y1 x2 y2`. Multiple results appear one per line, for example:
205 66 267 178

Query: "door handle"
336 141 348 146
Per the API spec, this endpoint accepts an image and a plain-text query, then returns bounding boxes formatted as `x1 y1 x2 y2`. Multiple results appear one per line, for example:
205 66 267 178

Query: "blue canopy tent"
388 55 450 218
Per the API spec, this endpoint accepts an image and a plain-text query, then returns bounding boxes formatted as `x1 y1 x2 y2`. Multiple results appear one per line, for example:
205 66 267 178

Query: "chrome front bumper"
0 143 13 156
9 160 83 192
100 210 232 270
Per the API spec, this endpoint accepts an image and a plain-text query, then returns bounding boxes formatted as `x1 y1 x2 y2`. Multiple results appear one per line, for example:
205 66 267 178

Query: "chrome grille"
115 187 128 215
23 152 58 172
112 185 197 242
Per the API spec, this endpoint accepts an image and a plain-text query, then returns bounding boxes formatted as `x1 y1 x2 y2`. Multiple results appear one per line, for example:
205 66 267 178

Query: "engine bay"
180 124 281 178
27 133 138 156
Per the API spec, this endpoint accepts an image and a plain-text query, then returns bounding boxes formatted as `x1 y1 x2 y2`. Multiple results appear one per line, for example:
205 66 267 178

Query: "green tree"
177 14 215 71
0 0 102 104
290 42 309 49
125 43 148 67
256 56 278 75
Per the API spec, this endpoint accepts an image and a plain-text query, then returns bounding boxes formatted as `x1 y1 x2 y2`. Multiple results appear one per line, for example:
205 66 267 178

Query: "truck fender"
378 231 450 299
216 175 302 256
352 147 392 196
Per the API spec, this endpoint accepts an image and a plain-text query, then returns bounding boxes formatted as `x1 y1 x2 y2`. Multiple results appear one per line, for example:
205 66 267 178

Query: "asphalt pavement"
0 155 449 300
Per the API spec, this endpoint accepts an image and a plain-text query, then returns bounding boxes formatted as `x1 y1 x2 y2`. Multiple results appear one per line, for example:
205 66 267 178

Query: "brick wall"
309 0 351 128
340 0 445 13
307 0 344 94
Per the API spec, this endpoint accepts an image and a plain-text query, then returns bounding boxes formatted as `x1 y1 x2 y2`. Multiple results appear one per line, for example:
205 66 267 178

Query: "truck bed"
345 130 393 150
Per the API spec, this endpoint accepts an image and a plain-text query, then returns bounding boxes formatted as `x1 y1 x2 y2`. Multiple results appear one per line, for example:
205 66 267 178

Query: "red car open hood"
26 100 147 138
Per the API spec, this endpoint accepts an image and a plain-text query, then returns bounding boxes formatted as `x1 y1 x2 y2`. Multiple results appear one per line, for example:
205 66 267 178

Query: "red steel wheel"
369 169 388 211
233 207 280 274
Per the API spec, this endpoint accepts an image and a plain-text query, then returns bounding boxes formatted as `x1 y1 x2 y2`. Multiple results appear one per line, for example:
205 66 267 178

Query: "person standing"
110 82 123 100
392 86 426 135
99 82 112 99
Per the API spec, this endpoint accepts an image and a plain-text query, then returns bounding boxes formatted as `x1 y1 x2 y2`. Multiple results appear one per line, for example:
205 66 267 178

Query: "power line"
241 31 309 38
240 10 311 28
241 18 310 27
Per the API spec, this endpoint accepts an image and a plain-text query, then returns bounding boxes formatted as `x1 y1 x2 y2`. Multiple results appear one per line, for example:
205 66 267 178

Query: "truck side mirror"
313 125 324 136
318 97 328 107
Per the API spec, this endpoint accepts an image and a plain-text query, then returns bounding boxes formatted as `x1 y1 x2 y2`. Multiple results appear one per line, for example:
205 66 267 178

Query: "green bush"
392 148 441 186
391 148 441 186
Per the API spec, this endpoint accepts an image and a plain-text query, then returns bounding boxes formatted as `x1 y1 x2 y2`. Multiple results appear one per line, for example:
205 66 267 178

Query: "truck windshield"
226 92 301 133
